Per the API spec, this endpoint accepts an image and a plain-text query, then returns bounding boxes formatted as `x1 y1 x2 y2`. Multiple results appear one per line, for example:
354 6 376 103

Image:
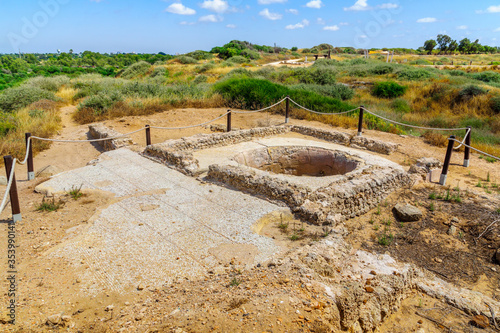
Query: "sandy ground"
1 104 500 332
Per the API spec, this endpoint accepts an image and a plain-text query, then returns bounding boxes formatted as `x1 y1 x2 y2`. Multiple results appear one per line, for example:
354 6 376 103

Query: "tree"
458 38 471 54
448 40 458 54
423 39 437 55
436 34 452 54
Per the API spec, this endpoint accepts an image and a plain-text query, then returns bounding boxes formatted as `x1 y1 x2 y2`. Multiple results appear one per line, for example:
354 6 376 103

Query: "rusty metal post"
25 133 34 180
227 110 232 132
4 155 21 222
285 96 290 124
439 135 456 186
357 106 364 137
464 127 471 167
145 125 151 146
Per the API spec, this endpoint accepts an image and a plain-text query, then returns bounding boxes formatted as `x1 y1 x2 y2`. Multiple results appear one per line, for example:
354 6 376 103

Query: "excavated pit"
233 146 360 177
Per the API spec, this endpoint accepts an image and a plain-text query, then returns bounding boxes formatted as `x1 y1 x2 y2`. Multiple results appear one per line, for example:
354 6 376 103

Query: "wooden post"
439 135 456 186
145 125 151 146
227 110 232 132
25 133 34 180
357 106 364 137
4 155 21 223
464 127 471 167
285 96 290 124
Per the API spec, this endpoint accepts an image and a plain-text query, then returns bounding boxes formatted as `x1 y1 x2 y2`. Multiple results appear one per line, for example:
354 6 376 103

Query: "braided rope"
0 159 16 214
450 139 500 161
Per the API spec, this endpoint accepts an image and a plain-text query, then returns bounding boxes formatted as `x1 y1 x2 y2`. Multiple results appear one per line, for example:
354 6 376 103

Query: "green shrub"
196 62 216 73
371 64 394 75
473 71 500 83
121 61 151 79
213 77 354 112
312 59 339 67
440 57 450 63
176 56 198 64
193 75 208 84
186 50 213 60
290 83 354 100
410 59 432 65
397 68 434 81
350 58 368 65
372 81 407 99
391 98 411 113
25 76 70 92
240 49 261 60
0 113 16 136
78 91 123 115
458 85 487 100
0 86 57 112
348 67 369 77
490 96 500 114
224 56 248 65
150 66 169 78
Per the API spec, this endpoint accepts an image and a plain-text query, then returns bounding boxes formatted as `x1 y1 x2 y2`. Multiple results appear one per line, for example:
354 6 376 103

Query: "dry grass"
0 101 61 165
56 87 78 104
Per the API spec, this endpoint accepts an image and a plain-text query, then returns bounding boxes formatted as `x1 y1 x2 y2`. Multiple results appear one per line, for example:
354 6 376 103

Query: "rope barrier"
449 138 500 162
0 158 16 214
288 98 360 115
453 127 471 150
149 112 229 130
361 107 468 132
31 127 146 143
17 137 31 165
231 98 287 114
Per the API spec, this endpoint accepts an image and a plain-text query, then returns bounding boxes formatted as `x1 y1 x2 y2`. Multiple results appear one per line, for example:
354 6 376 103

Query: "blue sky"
1 0 500 54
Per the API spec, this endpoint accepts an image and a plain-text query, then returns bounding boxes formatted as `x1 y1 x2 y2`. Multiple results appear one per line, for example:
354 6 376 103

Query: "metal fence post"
227 110 232 132
25 133 34 180
145 125 151 146
464 126 471 167
285 96 290 124
357 106 364 137
439 135 456 186
4 155 21 223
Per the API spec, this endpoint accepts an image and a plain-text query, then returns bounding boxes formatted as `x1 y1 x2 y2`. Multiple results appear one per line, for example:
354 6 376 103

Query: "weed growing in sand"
496 207 500 214
375 205 381 215
373 224 380 231
476 180 483 188
378 232 394 246
289 233 300 241
428 192 437 200
429 202 435 212
278 213 289 231
322 227 332 238
36 197 62 212
229 278 240 287
480 155 497 163
68 185 83 200
487 172 491 182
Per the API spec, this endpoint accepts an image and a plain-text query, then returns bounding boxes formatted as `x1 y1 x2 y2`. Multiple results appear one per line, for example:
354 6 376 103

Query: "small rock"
393 203 423 222
0 176 7 186
472 314 489 328
61 315 72 322
451 217 460 224
434 258 443 263
447 225 458 236
46 314 61 325
365 286 375 293
105 305 114 312
137 284 145 291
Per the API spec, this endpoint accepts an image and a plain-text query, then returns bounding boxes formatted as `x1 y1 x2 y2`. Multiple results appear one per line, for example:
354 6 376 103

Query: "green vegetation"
68 185 84 200
372 81 407 98
36 197 62 212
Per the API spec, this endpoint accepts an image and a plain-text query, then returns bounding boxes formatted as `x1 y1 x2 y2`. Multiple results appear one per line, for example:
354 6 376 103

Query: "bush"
78 91 123 115
312 59 339 67
121 61 151 79
391 98 411 113
458 85 487 101
213 77 354 112
193 75 208 84
25 76 70 92
491 96 500 114
186 50 213 60
176 56 198 64
150 66 169 78
290 83 354 100
240 49 261 60
224 56 248 65
195 62 216 73
372 81 407 99
473 71 500 83
397 68 434 80
0 86 57 112
410 59 432 65
370 64 394 75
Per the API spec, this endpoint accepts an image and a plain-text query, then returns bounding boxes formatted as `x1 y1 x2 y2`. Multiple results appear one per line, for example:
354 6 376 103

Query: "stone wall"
208 164 411 226
88 124 134 151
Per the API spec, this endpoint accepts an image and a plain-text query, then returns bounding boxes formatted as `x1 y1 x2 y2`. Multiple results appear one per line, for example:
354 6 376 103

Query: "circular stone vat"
234 146 360 177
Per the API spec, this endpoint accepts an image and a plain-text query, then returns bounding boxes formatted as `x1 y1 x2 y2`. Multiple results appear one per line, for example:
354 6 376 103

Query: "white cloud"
226 24 236 28
286 8 299 14
258 0 287 4
285 19 309 29
378 3 399 9
306 0 323 9
339 22 349 26
484 5 500 13
200 0 229 13
344 0 370 11
165 3 196 15
417 17 437 23
494 27 500 32
180 21 195 25
259 8 283 20
323 25 339 31
317 17 325 25
199 14 222 22
456 25 468 30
